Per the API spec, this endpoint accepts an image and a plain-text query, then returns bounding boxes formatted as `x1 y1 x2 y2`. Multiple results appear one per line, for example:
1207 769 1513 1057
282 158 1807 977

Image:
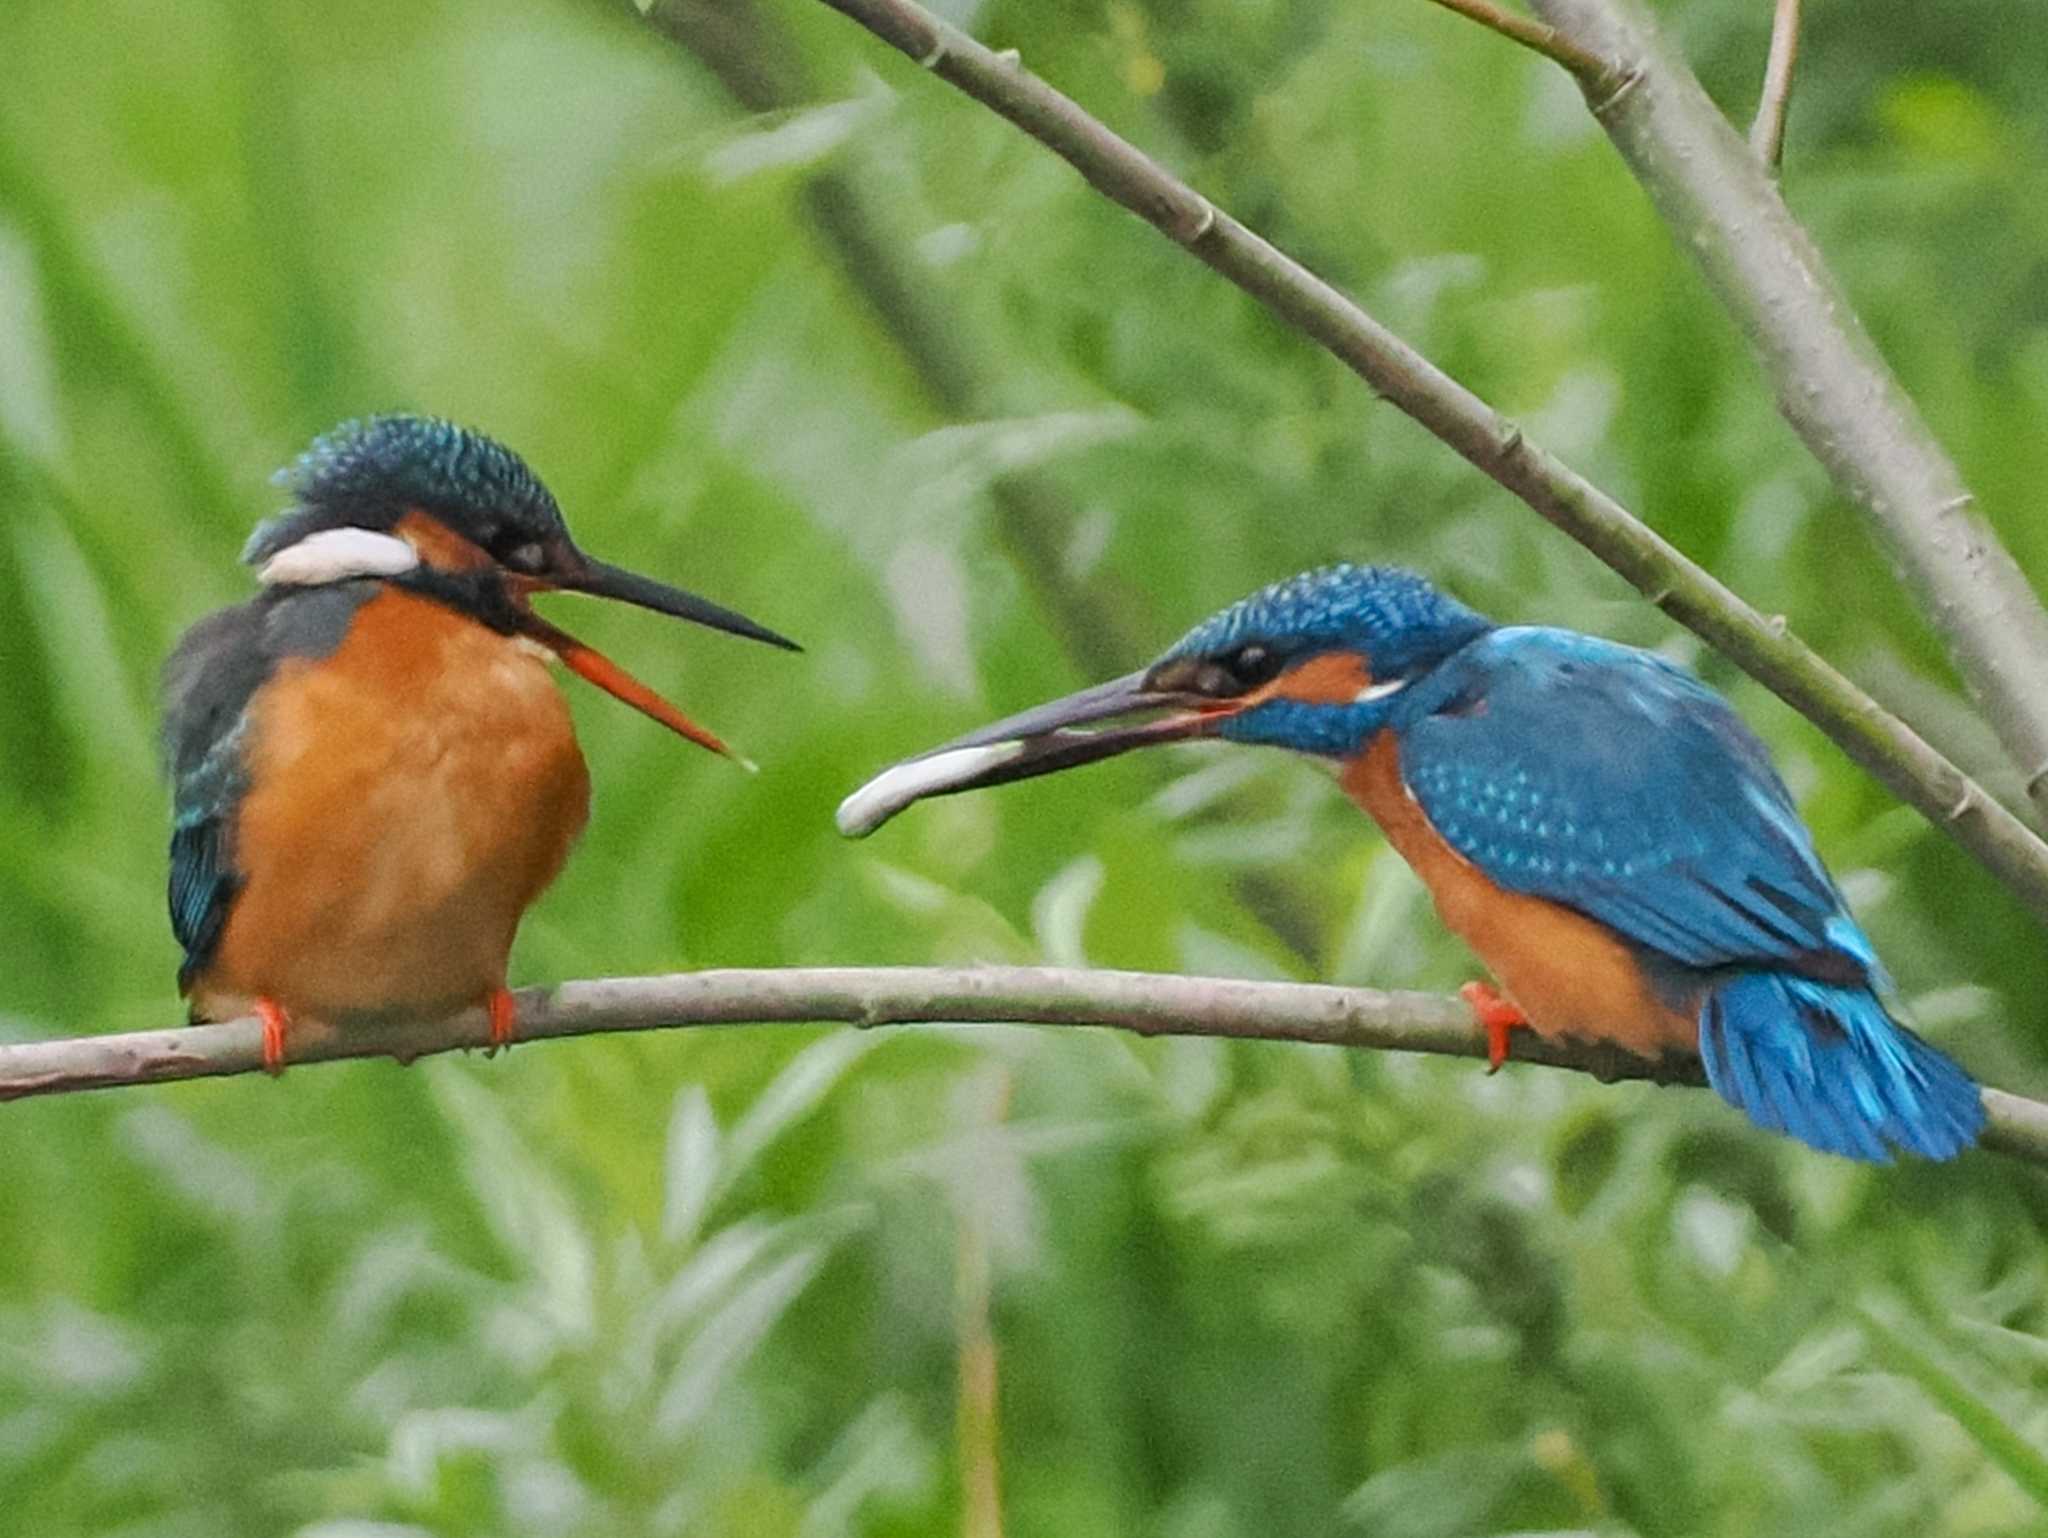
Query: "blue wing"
1397 628 1868 980
161 604 268 990
159 583 375 991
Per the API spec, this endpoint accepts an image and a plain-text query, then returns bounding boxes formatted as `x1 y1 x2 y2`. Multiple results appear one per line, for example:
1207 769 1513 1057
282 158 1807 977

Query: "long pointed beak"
513 553 792 764
520 614 748 763
836 669 1223 837
558 557 801 653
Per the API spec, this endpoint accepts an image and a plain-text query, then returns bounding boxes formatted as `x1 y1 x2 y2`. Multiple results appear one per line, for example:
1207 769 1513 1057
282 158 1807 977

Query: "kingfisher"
837 564 1985 1161
161 414 798 1072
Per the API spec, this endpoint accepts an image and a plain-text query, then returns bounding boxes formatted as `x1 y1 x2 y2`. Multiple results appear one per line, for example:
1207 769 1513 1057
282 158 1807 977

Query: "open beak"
836 668 1227 837
514 551 799 764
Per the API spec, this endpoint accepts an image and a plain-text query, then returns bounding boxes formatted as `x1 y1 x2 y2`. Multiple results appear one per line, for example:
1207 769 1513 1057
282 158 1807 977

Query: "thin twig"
1747 0 1801 171
1529 0 2048 826
1421 0 1614 82
790 0 2048 928
3 967 2040 1166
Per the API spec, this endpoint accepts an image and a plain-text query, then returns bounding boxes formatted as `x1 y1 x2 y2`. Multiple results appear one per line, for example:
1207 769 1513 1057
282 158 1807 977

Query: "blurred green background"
4 0 2047 1532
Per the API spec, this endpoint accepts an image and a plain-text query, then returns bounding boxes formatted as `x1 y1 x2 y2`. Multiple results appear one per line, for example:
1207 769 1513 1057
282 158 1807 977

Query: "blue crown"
1163 563 1491 674
244 414 564 565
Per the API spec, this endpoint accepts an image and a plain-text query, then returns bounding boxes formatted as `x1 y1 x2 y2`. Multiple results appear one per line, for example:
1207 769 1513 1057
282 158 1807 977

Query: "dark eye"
499 540 547 574
1184 643 1281 697
1223 643 1283 688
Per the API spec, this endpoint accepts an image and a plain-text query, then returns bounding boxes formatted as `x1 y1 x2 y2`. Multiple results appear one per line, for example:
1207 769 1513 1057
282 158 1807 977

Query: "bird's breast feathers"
190 587 591 1022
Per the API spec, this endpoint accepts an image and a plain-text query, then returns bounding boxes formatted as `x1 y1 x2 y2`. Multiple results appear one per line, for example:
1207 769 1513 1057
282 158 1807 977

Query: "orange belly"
1342 732 1698 1058
190 587 591 1023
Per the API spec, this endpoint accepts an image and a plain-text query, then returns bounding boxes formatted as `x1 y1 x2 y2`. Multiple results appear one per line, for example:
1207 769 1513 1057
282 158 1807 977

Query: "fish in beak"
513 547 799 764
836 668 1229 836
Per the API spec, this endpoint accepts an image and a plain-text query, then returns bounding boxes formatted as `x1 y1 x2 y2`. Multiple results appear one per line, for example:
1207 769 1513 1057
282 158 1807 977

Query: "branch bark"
1419 0 1613 81
1529 0 2048 818
4 966 2041 1164
1747 0 1801 171
789 0 2048 928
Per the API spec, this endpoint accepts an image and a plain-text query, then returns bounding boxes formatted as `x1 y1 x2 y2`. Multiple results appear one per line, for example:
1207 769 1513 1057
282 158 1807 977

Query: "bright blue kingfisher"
836 564 1985 1161
162 414 798 1072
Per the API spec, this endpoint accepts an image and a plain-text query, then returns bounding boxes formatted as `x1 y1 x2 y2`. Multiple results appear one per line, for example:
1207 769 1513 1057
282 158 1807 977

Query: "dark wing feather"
158 583 377 989
1399 629 1868 979
160 603 269 988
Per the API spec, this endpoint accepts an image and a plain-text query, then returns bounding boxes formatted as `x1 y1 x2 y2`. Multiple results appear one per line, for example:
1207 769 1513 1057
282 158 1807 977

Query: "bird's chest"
205 588 591 1018
1341 731 1696 1057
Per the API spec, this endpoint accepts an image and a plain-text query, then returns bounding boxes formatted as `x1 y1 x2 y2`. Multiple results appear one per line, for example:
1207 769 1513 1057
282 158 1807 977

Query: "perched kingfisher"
161 414 797 1071
838 564 1985 1161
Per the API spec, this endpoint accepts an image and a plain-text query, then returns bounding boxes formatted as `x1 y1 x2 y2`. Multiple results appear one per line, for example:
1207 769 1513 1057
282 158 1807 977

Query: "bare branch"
4 967 2039 1164
1421 0 1613 81
785 0 2048 926
1529 0 2048 822
1748 0 1801 171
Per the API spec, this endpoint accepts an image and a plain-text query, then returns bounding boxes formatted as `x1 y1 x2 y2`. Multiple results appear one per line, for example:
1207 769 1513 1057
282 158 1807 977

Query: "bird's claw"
486 987 518 1056
256 996 291 1077
1460 981 1529 1074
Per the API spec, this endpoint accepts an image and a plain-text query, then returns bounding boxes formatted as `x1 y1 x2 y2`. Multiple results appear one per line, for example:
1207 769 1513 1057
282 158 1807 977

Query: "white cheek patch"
259 527 420 587
1355 677 1407 703
836 741 1026 837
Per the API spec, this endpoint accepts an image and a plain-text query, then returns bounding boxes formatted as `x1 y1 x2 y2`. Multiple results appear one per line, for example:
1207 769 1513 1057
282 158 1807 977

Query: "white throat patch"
1354 677 1407 703
258 527 420 587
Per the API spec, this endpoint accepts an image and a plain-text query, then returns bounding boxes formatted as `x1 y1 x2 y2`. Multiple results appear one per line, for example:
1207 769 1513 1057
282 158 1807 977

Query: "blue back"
1393 628 1868 981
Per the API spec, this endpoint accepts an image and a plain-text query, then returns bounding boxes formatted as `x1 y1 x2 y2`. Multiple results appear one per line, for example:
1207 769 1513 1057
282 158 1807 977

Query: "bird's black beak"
836 668 1227 837
556 557 801 653
513 547 799 763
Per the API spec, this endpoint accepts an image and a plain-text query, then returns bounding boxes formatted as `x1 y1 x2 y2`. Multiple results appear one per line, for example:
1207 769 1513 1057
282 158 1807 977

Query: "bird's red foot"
1460 981 1529 1074
486 986 518 1056
256 996 292 1077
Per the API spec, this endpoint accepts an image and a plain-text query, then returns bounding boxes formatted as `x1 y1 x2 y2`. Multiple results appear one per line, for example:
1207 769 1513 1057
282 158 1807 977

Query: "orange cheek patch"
1259 651 1375 705
394 509 496 572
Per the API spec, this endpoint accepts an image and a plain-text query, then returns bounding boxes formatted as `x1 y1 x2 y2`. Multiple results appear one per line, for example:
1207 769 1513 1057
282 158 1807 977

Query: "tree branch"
1528 0 2048 820
1419 0 1614 82
1747 0 1800 171
791 0 2048 928
4 966 2041 1163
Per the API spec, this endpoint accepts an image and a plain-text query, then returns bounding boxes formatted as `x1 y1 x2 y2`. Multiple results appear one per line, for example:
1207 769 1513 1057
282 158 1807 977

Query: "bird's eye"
500 541 547 574
1221 643 1283 689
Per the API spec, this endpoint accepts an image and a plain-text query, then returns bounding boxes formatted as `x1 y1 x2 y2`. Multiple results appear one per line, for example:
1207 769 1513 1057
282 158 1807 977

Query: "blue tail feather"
1698 972 1984 1161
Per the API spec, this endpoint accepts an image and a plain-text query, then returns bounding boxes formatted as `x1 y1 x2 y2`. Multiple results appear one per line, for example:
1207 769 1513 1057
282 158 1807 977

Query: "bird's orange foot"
255 996 292 1077
1460 981 1529 1074
486 987 518 1056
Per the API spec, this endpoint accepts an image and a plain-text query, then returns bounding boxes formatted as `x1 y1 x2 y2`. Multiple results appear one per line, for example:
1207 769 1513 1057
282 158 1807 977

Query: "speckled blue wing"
1397 628 1863 979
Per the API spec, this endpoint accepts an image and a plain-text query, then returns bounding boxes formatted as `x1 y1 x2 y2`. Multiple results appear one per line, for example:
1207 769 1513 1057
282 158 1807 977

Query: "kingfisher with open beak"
162 414 798 1071
838 564 1985 1161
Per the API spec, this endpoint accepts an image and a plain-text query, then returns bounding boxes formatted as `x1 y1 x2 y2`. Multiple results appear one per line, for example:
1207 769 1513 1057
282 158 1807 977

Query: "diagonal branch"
1419 0 1614 82
3 967 2041 1164
1748 0 1801 171
786 0 2048 928
1528 0 2048 820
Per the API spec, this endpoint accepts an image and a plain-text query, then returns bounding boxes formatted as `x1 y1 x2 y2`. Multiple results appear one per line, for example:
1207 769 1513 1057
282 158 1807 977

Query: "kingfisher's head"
245 414 797 758
837 564 1492 835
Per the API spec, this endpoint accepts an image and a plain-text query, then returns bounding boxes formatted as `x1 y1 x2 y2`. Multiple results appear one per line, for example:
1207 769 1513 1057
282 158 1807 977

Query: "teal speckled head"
243 414 569 569
835 564 1496 836
1158 563 1491 698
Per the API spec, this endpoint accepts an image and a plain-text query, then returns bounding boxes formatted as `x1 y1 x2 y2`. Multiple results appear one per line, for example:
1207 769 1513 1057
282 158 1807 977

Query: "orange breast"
191 587 591 1023
1342 731 1698 1058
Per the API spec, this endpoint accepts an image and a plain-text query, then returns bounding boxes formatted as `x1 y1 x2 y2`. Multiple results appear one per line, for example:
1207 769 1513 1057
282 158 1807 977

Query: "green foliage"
2 0 2046 1532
